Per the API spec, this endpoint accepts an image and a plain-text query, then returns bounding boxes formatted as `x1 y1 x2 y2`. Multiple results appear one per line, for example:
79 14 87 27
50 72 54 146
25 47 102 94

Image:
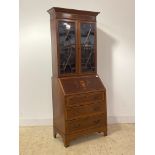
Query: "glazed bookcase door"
58 20 77 75
80 22 96 73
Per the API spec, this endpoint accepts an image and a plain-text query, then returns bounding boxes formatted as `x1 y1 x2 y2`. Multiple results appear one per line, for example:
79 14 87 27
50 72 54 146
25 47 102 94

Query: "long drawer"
66 114 105 133
66 92 104 107
66 101 105 120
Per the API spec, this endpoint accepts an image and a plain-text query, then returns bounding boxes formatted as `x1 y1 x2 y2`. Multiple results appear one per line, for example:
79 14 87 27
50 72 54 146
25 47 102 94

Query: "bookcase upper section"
48 7 100 77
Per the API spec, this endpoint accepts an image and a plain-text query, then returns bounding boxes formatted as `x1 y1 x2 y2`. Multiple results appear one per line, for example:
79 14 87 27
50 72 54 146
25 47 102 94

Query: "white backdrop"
19 0 134 125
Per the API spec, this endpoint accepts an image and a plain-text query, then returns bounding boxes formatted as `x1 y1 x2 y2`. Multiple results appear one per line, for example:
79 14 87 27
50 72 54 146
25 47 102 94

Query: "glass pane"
80 23 96 72
58 21 76 74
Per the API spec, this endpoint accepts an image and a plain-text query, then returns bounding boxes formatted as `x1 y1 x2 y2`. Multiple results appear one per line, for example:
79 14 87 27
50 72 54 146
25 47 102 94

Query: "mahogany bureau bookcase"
47 7 107 147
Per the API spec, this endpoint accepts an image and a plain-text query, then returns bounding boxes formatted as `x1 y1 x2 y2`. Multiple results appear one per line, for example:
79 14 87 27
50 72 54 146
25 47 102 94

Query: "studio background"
19 0 134 126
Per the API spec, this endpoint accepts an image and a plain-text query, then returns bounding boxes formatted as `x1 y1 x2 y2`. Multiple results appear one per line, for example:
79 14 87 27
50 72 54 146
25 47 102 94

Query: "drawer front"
66 92 104 107
66 101 105 120
67 114 105 133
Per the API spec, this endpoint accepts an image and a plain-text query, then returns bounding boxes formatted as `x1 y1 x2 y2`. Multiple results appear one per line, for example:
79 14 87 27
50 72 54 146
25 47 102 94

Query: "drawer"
66 92 104 107
66 114 105 133
66 101 105 120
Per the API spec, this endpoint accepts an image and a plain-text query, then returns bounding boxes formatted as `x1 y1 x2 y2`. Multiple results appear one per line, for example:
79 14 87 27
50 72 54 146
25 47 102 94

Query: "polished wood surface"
47 7 99 22
66 114 106 133
48 7 107 147
52 77 65 133
66 101 105 120
60 75 105 94
66 91 104 106
47 7 100 16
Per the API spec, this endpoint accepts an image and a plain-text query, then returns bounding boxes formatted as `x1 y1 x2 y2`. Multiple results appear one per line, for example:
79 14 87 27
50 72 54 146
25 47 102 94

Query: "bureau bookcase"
47 7 107 147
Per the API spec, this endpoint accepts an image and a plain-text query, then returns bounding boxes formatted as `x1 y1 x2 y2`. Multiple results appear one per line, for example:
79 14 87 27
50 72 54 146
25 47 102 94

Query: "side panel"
52 77 65 133
50 18 58 76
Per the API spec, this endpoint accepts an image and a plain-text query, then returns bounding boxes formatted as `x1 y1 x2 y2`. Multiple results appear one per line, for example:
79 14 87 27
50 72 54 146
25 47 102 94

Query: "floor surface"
20 124 135 155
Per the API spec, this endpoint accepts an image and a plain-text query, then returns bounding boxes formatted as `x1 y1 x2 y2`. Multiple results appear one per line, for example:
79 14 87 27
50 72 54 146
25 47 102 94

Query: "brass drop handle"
74 123 80 128
94 96 97 99
93 106 100 111
94 96 100 100
93 120 100 124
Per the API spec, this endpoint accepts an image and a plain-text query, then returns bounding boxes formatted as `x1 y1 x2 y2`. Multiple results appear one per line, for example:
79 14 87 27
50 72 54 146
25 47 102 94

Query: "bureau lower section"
52 87 107 147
